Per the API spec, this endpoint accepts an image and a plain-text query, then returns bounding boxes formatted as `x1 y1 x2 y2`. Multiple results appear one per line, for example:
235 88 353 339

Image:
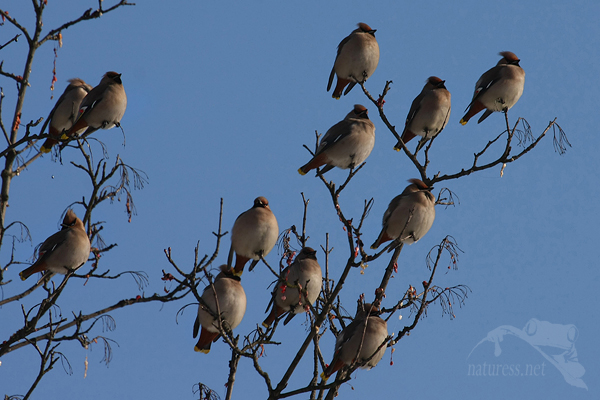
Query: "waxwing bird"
39 78 92 153
321 303 388 380
227 197 279 276
327 23 380 99
298 105 375 175
262 247 323 328
371 179 435 250
193 265 247 353
460 51 525 125
63 71 127 140
394 76 451 152
19 209 91 281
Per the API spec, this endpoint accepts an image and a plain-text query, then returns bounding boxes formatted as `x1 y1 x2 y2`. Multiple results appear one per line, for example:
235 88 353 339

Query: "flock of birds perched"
193 20 524 381
18 22 525 382
19 71 127 280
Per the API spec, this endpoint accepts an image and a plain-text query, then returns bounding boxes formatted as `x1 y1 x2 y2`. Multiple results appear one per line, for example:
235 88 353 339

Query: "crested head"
219 264 231 273
407 178 430 191
499 51 519 62
218 264 241 281
498 51 520 66
350 104 369 119
104 71 123 84
62 209 85 231
253 196 270 208
357 22 375 33
357 302 380 317
67 78 92 93
406 179 435 203
353 104 367 113
67 78 87 87
62 209 78 226
426 76 446 89
300 246 318 259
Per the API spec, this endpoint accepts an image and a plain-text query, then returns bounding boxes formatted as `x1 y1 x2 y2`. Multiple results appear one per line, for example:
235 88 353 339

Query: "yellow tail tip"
194 346 210 354
261 321 270 329
19 272 27 281
297 168 307 176
233 269 243 278
393 145 401 152
370 245 377 250
320 372 329 381
332 95 341 100
40 146 51 154
459 118 468 126
60 133 69 140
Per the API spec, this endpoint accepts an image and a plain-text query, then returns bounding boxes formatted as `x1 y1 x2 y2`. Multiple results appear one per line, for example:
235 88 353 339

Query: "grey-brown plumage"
193 265 247 353
40 78 93 153
65 71 127 138
460 51 525 125
327 23 380 99
395 76 451 151
19 209 91 280
227 197 279 276
262 247 322 327
321 303 388 380
298 105 375 175
371 179 436 250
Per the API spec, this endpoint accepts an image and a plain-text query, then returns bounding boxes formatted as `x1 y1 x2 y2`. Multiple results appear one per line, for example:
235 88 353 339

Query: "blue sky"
1 0 599 399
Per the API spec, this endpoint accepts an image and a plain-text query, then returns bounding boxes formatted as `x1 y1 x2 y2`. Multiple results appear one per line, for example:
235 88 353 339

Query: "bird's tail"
460 100 486 125
194 329 219 354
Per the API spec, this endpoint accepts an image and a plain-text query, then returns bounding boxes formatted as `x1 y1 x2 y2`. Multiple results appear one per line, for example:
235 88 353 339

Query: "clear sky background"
1 1 599 399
